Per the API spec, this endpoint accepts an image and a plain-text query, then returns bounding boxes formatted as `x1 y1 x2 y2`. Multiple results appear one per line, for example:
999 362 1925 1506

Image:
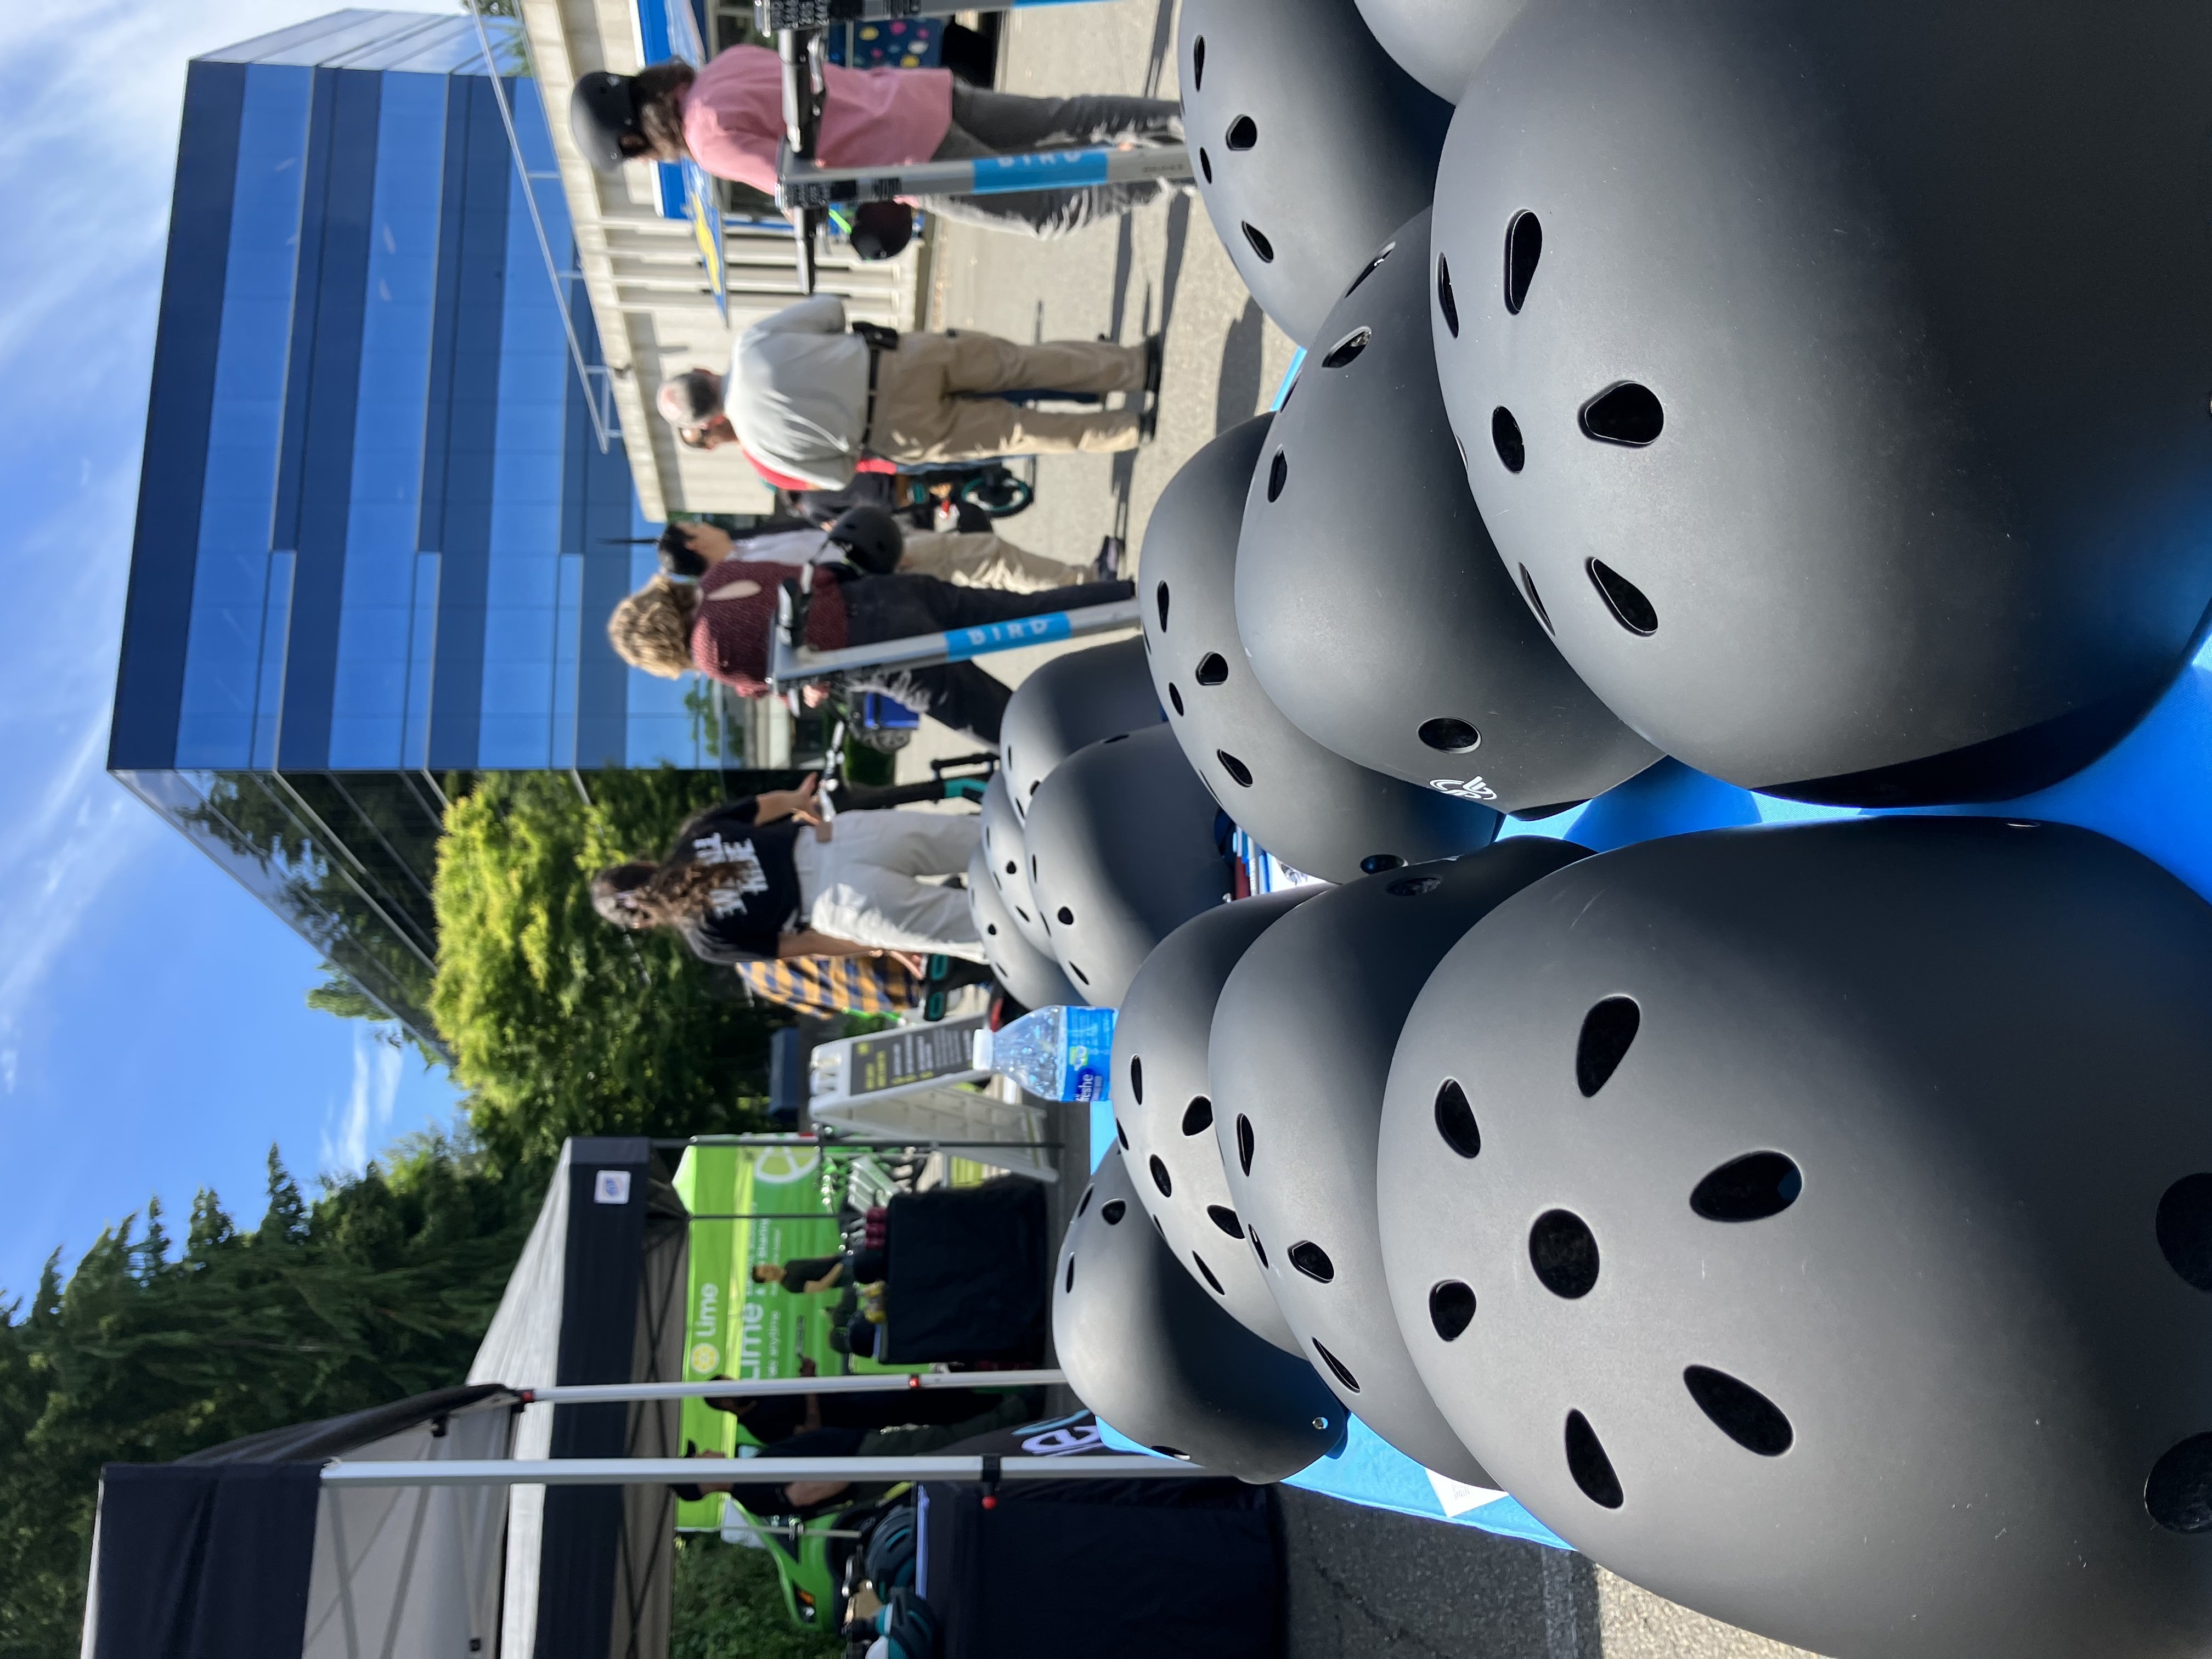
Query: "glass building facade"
109 10 766 1045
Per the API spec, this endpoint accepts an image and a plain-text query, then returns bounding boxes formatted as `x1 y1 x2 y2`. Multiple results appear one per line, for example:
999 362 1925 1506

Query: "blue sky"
0 0 464 1304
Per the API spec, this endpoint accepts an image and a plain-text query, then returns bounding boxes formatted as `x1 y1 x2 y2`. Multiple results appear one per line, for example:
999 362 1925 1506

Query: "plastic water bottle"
971 1006 1116 1102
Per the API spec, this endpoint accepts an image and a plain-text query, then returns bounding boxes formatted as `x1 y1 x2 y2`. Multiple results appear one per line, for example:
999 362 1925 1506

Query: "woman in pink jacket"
571 46 1181 239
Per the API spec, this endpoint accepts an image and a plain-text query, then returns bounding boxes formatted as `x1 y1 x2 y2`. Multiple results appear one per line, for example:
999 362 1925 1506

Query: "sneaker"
1092 535 1125 581
1143 331 1165 397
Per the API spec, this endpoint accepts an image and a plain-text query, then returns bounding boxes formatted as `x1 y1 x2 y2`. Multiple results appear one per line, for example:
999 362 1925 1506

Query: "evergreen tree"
0 1137 533 1657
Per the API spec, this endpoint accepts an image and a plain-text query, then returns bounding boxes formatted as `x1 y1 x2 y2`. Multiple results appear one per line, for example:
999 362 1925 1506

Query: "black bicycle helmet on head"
826 505 906 575
570 71 641 172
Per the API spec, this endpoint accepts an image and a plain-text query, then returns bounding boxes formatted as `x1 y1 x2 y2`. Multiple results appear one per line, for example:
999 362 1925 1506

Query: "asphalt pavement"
930 7 1824 1653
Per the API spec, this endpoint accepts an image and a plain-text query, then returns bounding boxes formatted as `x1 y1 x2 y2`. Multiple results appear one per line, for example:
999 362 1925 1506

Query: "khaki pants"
896 530 1082 593
869 331 1146 466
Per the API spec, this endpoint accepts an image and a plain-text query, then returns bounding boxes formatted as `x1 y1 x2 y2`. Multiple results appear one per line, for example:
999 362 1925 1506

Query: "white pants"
792 810 987 962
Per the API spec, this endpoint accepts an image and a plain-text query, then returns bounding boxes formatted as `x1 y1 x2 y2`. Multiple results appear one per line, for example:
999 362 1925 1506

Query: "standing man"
655 296 1159 490
569 48 1183 239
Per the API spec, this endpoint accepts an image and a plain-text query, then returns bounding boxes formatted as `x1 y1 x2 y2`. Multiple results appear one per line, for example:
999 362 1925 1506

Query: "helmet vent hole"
1320 327 1372 370
1434 1080 1481 1159
2147 1435 2212 1532
1236 1114 1255 1176
1587 558 1659 635
1436 253 1459 337
2157 1174 2212 1291
1225 115 1257 150
1504 210 1544 314
1198 147 1212 183
1168 684 1184 715
1288 1241 1335 1284
1266 450 1288 501
1359 854 1403 875
1419 718 1481 754
1684 1365 1794 1457
1565 1410 1624 1509
1530 1209 1599 1299
1243 222 1275 263
1153 580 1170 630
1069 962 1090 985
1195 653 1228 686
1249 1224 1268 1269
1148 1155 1172 1197
1064 1256 1074 1294
1581 381 1665 447
1576 996 1642 1096
1192 35 1204 89
1387 874 1442 897
1216 751 1254 787
985 922 998 936
1192 1252 1224 1295
1206 1204 1243 1239
1057 906 1074 926
1116 1118 1129 1150
1313 1341 1360 1394
1492 407 1525 473
1128 1057 1143 1104
1519 564 1553 633
1076 1183 1093 1217
1429 1281 1476 1342
1691 1153 1803 1223
1101 1199 1126 1225
1181 1096 1213 1136
1345 242 1394 297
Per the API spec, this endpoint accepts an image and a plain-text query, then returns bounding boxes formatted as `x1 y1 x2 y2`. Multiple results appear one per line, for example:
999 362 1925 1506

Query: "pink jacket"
680 44 954 196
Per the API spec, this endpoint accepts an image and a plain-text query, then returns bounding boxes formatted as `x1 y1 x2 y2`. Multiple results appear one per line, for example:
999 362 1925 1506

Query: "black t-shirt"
664 801 807 963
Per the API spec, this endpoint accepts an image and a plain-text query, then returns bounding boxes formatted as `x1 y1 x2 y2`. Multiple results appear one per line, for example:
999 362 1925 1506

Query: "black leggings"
836 575 1136 748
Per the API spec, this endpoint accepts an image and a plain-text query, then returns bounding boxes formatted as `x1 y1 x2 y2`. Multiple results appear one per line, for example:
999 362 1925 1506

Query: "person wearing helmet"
657 507 1089 593
569 48 1181 239
654 296 1161 490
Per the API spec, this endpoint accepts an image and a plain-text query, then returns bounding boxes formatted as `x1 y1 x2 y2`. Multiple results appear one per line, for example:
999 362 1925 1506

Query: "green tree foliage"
669 1537 842 1659
0 1137 533 1657
432 770 782 1171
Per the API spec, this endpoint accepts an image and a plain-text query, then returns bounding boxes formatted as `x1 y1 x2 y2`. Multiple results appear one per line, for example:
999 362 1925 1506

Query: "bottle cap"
970 1029 994 1073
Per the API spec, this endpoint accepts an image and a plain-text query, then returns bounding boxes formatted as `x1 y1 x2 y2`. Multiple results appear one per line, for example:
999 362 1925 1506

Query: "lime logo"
752 1146 821 1186
690 1343 721 1374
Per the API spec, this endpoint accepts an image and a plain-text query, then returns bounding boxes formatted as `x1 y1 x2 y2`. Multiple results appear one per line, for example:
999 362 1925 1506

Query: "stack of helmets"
1112 890 1313 1352
977 772 1049 952
1209 839 1590 1487
965 842 1081 1013
1376 818 2212 1656
1143 416 1504 881
1427 0 2212 805
1237 209 1661 817
1024 724 1233 1006
1054 1145 1343 1481
1177 0 1450 343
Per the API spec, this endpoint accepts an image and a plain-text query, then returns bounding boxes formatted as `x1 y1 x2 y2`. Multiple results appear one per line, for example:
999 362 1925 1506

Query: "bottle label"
1058 1007 1118 1103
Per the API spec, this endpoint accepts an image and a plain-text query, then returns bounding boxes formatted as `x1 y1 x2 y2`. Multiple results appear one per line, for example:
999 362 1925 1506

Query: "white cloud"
324 1025 404 1175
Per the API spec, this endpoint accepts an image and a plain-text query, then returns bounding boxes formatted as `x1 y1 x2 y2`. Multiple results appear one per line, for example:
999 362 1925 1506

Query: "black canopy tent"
82 1138 690 1659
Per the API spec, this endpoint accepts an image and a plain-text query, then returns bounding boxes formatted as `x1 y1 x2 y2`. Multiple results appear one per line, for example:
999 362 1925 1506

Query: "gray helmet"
1177 0 1450 343
1211 840 1589 1487
1114 891 1314 1351
1023 724 1232 1006
1237 212 1660 816
1378 817 2212 1657
1351 0 1528 101
826 505 904 575
1147 416 1503 880
1055 1146 1344 1481
998 638 1163 823
568 72 640 173
965 847 1083 1013
977 774 1051 953
1431 0 2212 806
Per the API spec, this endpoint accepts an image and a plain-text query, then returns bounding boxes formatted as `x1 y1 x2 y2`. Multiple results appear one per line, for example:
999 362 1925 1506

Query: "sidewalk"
894 0 1298 784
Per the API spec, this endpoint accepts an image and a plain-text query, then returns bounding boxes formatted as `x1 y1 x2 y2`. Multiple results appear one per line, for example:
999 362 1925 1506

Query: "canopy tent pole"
323 1453 1211 1488
517 1369 1064 1404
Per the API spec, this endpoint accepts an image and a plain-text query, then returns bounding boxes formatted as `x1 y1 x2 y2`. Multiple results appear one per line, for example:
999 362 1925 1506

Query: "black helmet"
570 72 640 172
849 201 915 261
826 505 905 575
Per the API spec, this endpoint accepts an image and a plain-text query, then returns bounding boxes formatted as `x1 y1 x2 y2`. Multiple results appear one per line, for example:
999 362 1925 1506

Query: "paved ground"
916 8 1817 1655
